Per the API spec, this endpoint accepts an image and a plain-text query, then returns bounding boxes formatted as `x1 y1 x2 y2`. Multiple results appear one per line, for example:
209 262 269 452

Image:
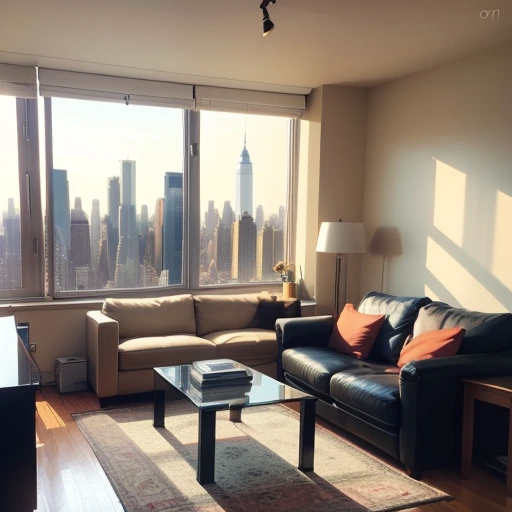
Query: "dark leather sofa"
276 292 512 477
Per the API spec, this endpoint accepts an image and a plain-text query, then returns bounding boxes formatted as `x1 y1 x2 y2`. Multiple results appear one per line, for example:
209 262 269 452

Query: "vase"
282 282 297 300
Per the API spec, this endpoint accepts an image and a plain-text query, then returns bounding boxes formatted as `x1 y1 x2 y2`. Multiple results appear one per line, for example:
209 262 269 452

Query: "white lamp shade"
316 222 366 254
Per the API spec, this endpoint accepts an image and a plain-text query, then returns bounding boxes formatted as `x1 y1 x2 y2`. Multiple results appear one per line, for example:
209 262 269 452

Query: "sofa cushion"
203 329 277 366
254 299 301 330
194 292 270 336
330 368 401 428
412 302 512 355
328 303 385 360
102 295 196 338
118 335 216 371
358 292 432 364
282 347 366 396
398 327 465 368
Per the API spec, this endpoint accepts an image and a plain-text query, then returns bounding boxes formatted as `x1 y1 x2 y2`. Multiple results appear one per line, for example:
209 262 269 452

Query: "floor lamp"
316 221 366 318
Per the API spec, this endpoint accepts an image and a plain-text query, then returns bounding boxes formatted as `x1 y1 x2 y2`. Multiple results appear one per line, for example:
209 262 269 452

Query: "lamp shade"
316 222 366 254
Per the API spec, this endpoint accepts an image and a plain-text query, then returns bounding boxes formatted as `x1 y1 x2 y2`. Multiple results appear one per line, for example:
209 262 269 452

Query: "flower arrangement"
273 261 295 283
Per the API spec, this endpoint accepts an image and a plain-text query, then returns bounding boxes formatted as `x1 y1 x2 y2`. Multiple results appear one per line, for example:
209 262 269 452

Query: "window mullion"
187 110 200 291
15 98 43 298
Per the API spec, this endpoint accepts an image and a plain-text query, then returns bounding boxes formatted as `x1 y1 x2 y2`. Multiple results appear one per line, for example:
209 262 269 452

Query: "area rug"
73 401 450 512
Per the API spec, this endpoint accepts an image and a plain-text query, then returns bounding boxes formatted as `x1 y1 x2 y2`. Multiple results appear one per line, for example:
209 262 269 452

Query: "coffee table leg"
153 373 167 428
299 399 316 472
197 409 216 484
229 406 242 423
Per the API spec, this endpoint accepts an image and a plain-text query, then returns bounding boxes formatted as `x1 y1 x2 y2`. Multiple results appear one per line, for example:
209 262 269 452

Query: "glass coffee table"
153 364 317 484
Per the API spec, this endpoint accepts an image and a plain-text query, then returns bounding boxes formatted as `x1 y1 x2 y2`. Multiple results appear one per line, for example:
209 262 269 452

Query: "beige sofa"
86 292 293 402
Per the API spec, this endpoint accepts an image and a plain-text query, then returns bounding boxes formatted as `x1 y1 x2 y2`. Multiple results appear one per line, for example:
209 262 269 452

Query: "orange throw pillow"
328 304 385 360
397 327 466 368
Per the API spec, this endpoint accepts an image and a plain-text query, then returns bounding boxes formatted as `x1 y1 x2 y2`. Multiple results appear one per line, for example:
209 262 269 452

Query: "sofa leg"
406 467 423 480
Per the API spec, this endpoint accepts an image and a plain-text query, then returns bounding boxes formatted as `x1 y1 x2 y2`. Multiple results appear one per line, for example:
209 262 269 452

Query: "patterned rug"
73 401 450 512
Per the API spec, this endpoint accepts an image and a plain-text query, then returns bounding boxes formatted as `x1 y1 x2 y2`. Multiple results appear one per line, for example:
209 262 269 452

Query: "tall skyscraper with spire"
235 133 253 218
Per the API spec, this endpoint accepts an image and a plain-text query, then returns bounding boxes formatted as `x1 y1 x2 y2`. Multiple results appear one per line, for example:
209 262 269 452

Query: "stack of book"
189 359 253 403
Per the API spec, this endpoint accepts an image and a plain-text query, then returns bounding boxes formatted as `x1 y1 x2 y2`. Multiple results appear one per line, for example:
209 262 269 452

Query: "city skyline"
1 96 290 291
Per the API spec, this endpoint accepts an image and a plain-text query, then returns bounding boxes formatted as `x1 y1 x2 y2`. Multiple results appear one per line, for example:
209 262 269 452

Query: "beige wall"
296 85 368 315
362 40 512 313
296 87 323 302
316 85 368 314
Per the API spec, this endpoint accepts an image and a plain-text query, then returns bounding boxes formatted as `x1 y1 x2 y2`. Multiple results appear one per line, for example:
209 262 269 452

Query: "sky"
1 96 290 225
0 96 20 214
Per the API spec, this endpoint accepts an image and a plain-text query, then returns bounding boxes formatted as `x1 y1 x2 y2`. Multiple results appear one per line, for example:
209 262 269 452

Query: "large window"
199 112 291 286
47 97 185 293
0 66 303 300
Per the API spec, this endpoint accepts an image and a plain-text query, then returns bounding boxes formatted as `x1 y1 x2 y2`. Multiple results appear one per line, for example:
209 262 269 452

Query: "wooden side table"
461 377 512 495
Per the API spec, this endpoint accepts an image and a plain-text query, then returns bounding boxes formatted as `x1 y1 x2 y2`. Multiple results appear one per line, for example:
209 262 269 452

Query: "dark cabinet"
0 316 40 512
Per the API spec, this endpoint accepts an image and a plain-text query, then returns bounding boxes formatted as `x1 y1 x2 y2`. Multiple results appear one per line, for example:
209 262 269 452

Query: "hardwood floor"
35 387 512 512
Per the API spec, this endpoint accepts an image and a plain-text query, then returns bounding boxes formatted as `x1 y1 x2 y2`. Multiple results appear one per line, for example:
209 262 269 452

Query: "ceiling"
1 0 511 94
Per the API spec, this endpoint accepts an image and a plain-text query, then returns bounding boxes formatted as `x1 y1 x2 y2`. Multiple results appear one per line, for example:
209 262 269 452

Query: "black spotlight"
260 0 276 36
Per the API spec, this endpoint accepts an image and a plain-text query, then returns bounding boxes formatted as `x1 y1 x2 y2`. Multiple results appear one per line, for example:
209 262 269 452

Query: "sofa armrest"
86 311 120 399
276 316 333 350
275 316 333 381
399 351 512 472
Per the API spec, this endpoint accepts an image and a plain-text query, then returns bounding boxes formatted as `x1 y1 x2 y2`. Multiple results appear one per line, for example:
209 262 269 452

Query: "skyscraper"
153 198 164 275
70 197 91 290
255 205 265 231
231 212 256 282
163 172 183 285
52 169 71 256
106 176 120 281
140 204 149 236
90 199 100 270
256 223 284 281
52 169 71 291
213 200 234 277
206 200 217 239
115 160 139 288
235 135 253 217
2 198 22 289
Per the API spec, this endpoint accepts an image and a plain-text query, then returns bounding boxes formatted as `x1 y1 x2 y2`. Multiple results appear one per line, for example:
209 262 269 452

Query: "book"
191 359 252 382
190 368 252 388
188 379 252 404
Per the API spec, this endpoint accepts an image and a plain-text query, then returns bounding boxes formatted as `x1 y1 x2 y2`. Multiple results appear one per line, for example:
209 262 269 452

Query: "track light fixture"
260 0 276 36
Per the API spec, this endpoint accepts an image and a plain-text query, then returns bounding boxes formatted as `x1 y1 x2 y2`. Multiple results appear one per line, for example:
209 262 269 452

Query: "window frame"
194 112 298 290
0 96 44 300
44 96 191 299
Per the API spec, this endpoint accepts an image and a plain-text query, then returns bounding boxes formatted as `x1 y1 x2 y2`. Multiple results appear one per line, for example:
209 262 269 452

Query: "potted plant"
273 261 296 299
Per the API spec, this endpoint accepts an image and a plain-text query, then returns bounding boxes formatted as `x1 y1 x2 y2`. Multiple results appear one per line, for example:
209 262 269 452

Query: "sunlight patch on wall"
433 159 466 247
491 190 512 291
426 237 506 312
423 285 440 302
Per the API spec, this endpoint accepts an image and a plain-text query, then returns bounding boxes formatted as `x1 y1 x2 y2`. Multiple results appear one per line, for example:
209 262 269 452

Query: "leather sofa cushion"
330 367 401 427
118 335 216 371
102 295 196 338
282 347 365 395
412 302 512 355
194 292 271 336
203 329 277 366
358 292 432 364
